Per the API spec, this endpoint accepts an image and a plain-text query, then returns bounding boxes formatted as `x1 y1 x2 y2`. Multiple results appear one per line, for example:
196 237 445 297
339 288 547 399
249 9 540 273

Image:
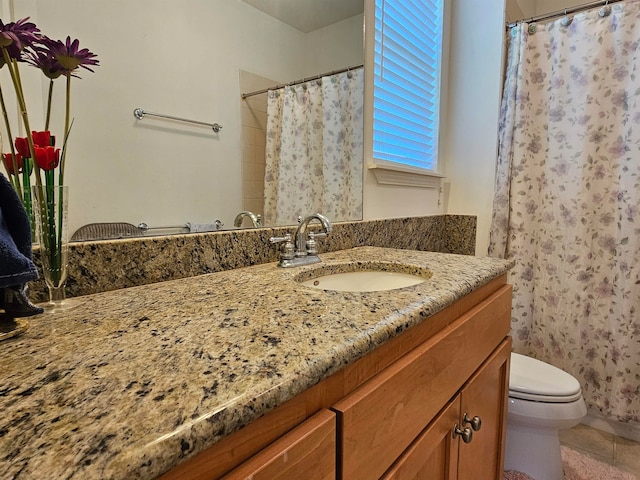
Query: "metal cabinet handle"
452 424 473 443
463 413 482 431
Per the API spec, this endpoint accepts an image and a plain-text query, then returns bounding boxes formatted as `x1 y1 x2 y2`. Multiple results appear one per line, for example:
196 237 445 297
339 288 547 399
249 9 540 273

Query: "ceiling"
241 0 364 33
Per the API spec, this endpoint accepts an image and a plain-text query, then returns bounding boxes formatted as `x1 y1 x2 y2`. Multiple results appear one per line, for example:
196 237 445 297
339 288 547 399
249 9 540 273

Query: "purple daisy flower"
23 43 64 79
0 17 40 60
43 36 98 76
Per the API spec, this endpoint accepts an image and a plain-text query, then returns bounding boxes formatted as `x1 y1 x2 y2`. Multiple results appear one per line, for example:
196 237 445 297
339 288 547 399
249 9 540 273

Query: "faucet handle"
306 231 327 256
270 233 291 244
270 233 295 260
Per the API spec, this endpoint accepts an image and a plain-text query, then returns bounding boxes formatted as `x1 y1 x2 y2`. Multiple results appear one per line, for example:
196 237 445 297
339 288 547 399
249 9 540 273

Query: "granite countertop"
0 247 513 480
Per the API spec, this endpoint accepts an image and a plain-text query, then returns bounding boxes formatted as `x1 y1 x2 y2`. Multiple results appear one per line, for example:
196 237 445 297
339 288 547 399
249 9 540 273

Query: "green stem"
45 173 61 285
57 76 72 253
45 79 54 131
21 158 33 231
1 49 42 187
0 80 23 200
60 74 71 187
56 177 64 258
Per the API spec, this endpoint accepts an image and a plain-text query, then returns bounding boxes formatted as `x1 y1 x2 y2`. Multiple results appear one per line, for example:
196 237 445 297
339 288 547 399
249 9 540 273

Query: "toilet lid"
509 353 583 403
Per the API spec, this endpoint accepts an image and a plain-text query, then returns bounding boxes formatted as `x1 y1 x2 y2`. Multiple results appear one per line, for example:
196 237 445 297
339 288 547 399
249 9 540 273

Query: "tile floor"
559 424 640 478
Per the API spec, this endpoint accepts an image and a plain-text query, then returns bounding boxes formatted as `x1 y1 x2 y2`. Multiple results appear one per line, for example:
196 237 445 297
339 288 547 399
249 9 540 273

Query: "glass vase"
32 185 76 311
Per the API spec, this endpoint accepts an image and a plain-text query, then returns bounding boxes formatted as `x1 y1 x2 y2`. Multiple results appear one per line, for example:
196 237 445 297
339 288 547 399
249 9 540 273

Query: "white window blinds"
373 0 444 171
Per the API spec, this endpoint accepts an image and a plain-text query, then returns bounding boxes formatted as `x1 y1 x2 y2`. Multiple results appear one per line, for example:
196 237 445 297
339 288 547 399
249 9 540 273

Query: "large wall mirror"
7 0 364 239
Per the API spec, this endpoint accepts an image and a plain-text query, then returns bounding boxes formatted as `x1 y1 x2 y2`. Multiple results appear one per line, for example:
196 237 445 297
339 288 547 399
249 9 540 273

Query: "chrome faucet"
270 213 332 267
294 213 332 257
233 211 262 228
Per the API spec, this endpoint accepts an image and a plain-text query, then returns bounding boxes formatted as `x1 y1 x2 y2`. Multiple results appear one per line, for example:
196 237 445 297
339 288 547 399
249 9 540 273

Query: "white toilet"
504 352 587 480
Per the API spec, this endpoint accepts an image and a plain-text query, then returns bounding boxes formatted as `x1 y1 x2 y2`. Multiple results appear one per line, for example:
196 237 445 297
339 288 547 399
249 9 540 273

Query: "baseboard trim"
582 410 640 443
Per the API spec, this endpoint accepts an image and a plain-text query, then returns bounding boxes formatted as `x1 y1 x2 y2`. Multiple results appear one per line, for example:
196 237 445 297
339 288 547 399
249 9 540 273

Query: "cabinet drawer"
222 409 336 480
332 285 512 480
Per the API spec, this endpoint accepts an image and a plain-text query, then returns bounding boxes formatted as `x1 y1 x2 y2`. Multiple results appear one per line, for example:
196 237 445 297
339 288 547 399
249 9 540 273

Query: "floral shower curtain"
263 68 363 226
490 2 640 422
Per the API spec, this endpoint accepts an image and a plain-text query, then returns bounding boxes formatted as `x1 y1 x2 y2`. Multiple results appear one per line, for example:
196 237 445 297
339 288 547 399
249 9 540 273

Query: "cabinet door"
457 339 511 480
381 398 460 480
332 286 512 480
222 409 336 480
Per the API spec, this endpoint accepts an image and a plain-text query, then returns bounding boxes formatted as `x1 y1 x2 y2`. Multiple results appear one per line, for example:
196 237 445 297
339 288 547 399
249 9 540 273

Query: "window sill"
368 160 445 188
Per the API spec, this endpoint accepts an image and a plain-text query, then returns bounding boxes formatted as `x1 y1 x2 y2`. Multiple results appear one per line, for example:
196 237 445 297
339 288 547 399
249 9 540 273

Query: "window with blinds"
373 0 444 172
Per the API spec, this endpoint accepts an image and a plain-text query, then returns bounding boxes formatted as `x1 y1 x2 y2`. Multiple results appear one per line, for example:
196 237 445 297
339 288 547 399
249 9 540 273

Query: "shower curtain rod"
506 0 623 28
241 64 364 99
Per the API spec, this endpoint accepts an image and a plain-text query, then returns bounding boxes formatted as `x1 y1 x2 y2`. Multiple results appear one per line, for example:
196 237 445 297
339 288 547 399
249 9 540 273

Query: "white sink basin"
296 262 431 292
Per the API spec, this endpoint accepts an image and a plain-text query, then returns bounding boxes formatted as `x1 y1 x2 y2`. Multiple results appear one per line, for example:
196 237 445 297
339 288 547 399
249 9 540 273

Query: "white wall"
441 0 506 255
3 1 363 235
304 14 364 76
511 0 537 19
511 0 590 19
535 0 586 15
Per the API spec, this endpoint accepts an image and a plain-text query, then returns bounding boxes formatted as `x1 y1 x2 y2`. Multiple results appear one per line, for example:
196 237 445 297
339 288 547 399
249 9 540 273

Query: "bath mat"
561 445 637 480
503 446 638 480
504 471 535 480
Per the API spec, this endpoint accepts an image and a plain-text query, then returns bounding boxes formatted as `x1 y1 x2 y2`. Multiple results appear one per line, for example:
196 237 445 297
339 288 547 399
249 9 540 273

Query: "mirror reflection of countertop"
0 247 513 480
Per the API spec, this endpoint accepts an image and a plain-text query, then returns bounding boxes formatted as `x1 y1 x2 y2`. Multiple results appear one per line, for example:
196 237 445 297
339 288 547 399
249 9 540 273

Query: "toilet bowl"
504 353 587 480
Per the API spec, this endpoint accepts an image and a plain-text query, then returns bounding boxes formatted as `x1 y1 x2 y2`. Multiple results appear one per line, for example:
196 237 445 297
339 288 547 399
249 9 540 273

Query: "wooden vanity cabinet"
380 340 511 480
332 285 512 480
221 409 336 480
160 277 511 480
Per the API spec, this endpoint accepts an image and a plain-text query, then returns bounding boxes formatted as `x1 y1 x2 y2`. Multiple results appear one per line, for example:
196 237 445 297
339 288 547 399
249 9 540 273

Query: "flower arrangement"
0 17 98 304
0 18 98 212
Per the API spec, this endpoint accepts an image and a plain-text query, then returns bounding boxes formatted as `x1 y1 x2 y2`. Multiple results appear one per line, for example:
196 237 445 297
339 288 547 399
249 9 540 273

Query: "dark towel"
0 172 38 288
